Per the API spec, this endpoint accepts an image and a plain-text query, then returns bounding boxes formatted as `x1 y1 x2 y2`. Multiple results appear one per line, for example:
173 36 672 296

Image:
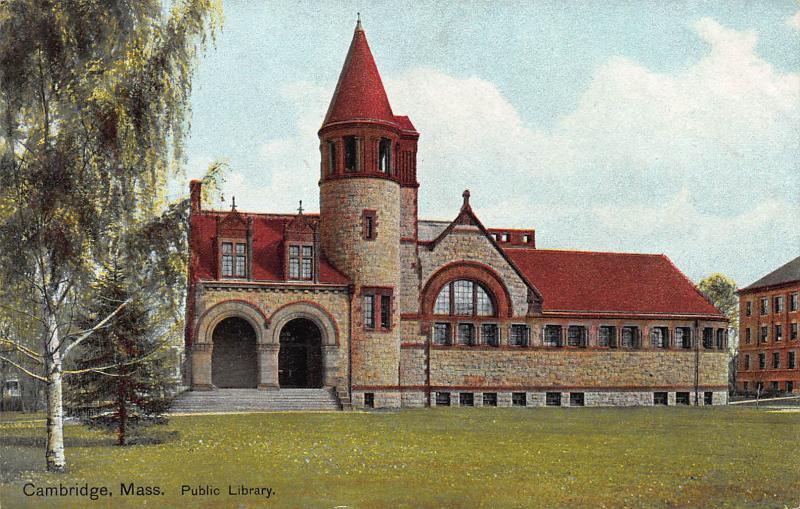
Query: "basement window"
569 392 585 407
483 393 498 406
704 392 713 405
653 392 668 405
675 392 690 405
459 393 474 407
512 392 527 407
436 392 451 406
364 393 374 408
545 392 561 406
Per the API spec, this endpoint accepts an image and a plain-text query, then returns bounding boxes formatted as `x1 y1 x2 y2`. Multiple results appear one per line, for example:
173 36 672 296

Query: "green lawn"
1 407 798 508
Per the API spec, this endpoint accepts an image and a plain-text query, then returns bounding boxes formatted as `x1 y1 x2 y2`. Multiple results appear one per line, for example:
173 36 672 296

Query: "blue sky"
179 1 800 287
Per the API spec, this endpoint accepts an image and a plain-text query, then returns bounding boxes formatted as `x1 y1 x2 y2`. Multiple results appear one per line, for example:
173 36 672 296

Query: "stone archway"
278 318 323 388
211 317 258 388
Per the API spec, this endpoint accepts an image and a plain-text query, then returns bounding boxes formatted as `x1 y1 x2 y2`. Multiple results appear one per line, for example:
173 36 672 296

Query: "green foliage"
698 273 738 329
65 264 176 445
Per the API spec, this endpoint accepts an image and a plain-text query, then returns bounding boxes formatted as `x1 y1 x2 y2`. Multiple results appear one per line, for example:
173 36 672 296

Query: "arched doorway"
278 318 323 388
211 317 258 388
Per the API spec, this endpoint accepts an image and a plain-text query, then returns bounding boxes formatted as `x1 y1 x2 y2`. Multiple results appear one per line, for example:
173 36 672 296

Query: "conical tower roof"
322 19 396 128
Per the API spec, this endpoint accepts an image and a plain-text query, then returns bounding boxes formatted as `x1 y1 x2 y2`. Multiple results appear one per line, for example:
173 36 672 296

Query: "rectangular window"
745 328 751 344
512 392 527 407
433 323 451 345
221 242 233 277
650 327 668 349
435 392 450 406
483 392 498 407
621 326 639 348
327 141 337 174
234 243 247 277
457 323 475 346
775 324 783 341
543 325 562 347
704 392 713 405
481 324 499 347
792 323 798 340
703 328 713 349
344 136 359 171
773 352 780 369
598 326 616 348
788 351 796 369
775 296 784 313
744 354 750 370
716 329 725 350
453 280 473 315
758 353 766 370
791 293 799 312
788 381 794 393
545 392 561 406
378 138 392 173
653 392 668 405
362 209 377 240
675 327 692 349
760 326 769 342
567 326 587 347
569 392 585 406
771 381 779 392
380 294 391 329
675 392 690 405
288 244 313 280
459 393 474 407
363 295 375 329
761 297 769 315
746 301 752 316
364 393 374 408
509 324 529 347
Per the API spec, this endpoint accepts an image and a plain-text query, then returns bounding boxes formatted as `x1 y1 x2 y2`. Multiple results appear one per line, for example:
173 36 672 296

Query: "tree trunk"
45 311 66 472
118 379 126 446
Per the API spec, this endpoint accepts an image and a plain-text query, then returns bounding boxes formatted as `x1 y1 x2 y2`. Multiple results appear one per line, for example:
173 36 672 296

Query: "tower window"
363 288 393 331
344 136 360 172
327 141 337 174
378 138 392 173
221 241 247 278
362 209 377 240
288 244 314 280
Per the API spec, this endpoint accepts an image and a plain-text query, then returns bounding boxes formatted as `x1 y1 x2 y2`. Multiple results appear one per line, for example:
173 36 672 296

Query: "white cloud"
216 17 800 283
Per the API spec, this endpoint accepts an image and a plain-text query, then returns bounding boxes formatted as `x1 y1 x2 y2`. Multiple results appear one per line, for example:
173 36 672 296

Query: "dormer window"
344 136 360 172
221 241 247 278
288 244 313 280
378 138 392 173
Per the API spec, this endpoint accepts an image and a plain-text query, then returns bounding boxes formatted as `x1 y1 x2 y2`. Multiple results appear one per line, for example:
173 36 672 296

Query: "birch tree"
0 0 221 472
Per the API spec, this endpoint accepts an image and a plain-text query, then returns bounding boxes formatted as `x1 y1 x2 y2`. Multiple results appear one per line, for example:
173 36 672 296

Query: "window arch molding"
421 261 513 318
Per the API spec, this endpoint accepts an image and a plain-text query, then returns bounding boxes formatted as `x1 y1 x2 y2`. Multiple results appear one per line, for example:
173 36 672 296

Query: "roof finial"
462 189 471 208
298 200 304 215
231 196 237 211
355 12 363 31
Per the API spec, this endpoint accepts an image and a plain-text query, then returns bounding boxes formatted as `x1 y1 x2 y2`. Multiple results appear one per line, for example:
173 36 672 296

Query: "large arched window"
434 280 495 316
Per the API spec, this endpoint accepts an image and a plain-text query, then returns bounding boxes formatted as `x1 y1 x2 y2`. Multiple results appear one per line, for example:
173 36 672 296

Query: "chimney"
190 180 202 213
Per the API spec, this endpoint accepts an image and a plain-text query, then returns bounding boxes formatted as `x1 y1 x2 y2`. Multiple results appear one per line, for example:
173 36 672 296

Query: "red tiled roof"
322 22 396 128
190 212 350 285
504 248 724 317
394 115 417 133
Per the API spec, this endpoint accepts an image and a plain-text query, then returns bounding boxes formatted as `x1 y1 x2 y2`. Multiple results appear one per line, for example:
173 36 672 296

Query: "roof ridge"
529 248 663 257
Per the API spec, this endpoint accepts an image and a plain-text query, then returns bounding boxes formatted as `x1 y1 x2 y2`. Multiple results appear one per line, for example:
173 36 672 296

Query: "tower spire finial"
355 12 362 31
462 189 471 209
231 196 237 211
298 200 304 215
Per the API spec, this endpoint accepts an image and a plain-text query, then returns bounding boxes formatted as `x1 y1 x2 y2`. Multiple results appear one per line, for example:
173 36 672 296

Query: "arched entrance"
211 317 258 388
278 318 323 388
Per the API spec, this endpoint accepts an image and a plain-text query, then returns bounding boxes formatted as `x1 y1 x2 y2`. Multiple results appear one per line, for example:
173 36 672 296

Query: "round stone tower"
318 19 419 408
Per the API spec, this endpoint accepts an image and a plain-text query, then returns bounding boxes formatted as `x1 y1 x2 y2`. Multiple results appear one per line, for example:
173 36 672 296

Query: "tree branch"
0 338 44 364
0 354 47 382
61 297 132 358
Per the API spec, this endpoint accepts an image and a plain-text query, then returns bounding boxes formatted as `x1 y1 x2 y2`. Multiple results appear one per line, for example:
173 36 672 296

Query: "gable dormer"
284 203 320 283
215 200 252 280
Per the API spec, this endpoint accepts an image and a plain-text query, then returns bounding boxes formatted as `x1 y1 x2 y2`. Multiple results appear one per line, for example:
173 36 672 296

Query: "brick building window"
704 392 713 405
675 327 692 349
481 324 499 347
434 280 495 317
744 354 750 370
651 327 668 349
363 288 392 331
543 325 562 347
457 323 475 346
746 301 752 316
545 392 561 406
716 329 725 350
288 244 313 280
702 328 713 349
378 138 392 174
775 324 783 341
436 392 450 406
789 352 796 369
773 352 780 369
760 298 769 315
675 392 690 405
653 392 668 405
758 353 766 370
598 326 616 348
792 323 798 341
459 393 474 407
791 293 799 312
512 392 527 407
760 325 768 342
775 296 784 313
362 209 377 240
221 241 247 278
570 392 585 406
509 324 529 346
364 393 374 408
344 136 360 171
745 328 751 344
433 323 451 345
567 326 587 347
483 392 498 406
621 326 640 348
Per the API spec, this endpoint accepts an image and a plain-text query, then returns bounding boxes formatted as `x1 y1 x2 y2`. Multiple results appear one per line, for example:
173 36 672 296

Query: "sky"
178 1 800 288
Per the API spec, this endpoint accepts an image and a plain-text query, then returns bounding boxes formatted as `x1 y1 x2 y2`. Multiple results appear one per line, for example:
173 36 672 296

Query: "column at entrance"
258 343 280 390
191 343 213 390
322 345 341 388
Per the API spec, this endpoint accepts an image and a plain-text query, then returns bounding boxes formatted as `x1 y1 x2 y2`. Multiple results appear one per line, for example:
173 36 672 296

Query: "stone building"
736 256 800 395
183 20 729 409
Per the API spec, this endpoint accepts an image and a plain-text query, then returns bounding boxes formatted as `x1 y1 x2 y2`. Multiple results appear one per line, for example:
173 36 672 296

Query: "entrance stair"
170 388 343 413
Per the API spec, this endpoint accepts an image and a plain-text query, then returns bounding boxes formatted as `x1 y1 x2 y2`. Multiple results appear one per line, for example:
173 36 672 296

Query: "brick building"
183 20 729 409
736 256 800 395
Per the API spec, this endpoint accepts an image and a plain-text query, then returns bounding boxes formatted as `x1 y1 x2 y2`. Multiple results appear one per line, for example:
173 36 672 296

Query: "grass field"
1 406 798 508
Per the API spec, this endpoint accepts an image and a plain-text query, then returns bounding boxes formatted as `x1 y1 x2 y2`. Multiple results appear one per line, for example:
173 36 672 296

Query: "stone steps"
170 388 343 413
